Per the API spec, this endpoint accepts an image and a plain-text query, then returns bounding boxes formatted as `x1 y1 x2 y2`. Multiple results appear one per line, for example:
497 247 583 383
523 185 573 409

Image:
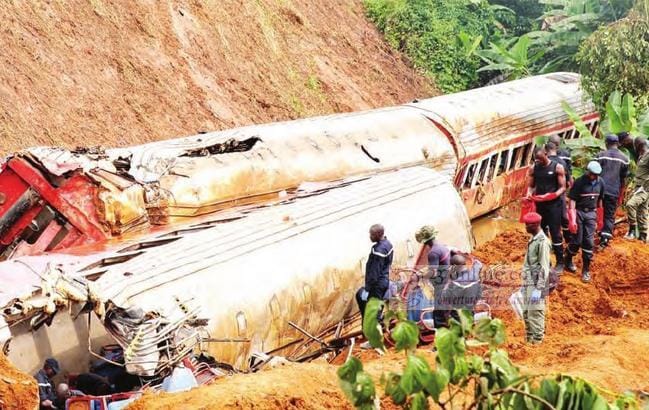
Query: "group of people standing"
356 131 648 348
527 132 649 283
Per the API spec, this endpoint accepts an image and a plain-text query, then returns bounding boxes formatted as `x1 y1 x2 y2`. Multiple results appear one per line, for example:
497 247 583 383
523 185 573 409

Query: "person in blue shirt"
596 134 629 248
34 357 60 409
565 161 605 283
356 224 393 348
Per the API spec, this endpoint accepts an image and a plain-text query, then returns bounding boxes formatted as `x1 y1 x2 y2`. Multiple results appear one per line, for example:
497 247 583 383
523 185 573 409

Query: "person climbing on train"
440 254 483 323
625 141 649 242
596 134 630 249
356 223 393 349
565 161 605 283
545 141 572 245
520 212 551 344
526 146 567 273
415 225 452 328
34 357 60 409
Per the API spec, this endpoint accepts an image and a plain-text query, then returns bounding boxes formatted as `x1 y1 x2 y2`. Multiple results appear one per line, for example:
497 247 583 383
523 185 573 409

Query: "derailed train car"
0 73 597 259
1 167 472 374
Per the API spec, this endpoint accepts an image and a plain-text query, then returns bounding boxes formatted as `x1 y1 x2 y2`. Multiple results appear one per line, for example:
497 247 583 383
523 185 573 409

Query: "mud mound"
0 1 434 154
127 362 352 410
0 352 38 410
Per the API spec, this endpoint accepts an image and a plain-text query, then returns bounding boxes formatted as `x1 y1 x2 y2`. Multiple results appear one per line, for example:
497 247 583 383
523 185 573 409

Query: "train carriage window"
498 149 510 176
487 153 498 182
520 143 533 168
476 158 490 186
463 163 477 189
510 146 523 171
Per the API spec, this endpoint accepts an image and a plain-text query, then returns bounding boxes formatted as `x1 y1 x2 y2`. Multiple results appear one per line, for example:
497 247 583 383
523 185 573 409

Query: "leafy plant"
363 0 503 92
339 298 637 409
476 35 545 80
577 16 649 112
528 0 635 73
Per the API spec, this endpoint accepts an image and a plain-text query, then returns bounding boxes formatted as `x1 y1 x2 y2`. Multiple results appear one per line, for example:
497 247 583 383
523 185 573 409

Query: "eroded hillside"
0 0 434 153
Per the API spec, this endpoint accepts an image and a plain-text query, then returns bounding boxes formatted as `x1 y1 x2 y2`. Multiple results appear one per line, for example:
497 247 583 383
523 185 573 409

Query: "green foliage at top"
528 0 635 73
490 0 545 35
476 35 545 80
339 299 638 409
363 0 503 92
577 16 649 112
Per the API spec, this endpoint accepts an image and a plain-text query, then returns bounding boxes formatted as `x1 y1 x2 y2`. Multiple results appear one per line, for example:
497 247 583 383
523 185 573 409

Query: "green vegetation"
577 16 649 111
363 0 647 109
338 299 637 409
363 0 503 92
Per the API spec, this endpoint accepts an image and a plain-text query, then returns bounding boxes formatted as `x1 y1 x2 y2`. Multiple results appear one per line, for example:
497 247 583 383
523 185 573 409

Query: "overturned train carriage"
0 73 596 258
1 167 473 374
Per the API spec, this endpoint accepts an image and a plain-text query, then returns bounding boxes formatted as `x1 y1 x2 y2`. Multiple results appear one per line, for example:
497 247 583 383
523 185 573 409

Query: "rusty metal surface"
409 72 596 161
0 167 473 372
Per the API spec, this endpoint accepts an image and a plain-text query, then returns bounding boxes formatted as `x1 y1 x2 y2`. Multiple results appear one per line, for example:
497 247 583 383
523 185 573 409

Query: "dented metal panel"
409 72 595 160
0 167 472 373
115 106 457 216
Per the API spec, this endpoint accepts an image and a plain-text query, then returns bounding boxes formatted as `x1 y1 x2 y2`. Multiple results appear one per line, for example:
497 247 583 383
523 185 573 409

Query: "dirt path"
0 0 434 154
128 228 649 408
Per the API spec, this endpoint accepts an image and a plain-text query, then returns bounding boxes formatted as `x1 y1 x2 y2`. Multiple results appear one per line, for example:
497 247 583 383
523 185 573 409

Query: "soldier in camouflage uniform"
625 142 649 242
521 212 551 344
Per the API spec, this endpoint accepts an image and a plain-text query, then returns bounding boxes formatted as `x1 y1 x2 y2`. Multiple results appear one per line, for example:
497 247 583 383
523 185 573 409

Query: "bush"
364 0 501 92
577 16 649 111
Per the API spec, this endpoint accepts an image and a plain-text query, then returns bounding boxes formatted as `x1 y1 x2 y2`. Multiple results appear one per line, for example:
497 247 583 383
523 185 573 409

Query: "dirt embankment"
129 227 649 409
0 353 38 410
0 0 434 154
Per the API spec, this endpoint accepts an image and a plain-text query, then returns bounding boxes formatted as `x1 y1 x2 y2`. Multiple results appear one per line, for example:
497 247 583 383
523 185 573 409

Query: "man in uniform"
34 357 60 409
545 141 572 244
527 147 567 272
625 142 649 242
549 135 573 186
618 131 644 161
415 225 451 328
521 212 551 344
356 224 393 348
566 161 605 283
597 134 629 248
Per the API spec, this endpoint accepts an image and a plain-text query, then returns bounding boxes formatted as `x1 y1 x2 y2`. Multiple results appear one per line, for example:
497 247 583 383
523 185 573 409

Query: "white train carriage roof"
408 72 596 160
112 106 456 182
91 166 472 307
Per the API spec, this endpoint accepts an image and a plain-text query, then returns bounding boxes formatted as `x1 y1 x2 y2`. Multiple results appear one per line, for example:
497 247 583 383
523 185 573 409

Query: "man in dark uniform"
415 225 451 328
356 224 393 348
545 141 572 244
597 134 630 248
527 146 567 272
34 357 60 409
566 161 605 283
549 135 573 186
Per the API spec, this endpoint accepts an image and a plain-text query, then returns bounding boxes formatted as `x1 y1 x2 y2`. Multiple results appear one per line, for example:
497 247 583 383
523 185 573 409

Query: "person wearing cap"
34 357 60 409
596 134 630 248
415 224 452 328
526 146 567 272
565 161 605 282
625 142 649 242
356 224 393 349
521 212 551 344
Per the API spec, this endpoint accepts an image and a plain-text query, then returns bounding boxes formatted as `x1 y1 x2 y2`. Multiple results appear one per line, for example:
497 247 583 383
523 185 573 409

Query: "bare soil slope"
0 0 433 154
